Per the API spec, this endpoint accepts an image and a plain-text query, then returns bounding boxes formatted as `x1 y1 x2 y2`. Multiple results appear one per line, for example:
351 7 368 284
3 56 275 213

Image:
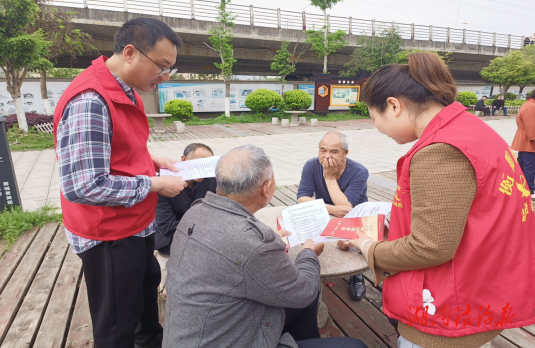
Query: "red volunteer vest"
53 56 157 241
383 102 535 337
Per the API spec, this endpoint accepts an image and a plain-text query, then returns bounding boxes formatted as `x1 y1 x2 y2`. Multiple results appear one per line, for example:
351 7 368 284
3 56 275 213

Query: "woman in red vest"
338 52 535 348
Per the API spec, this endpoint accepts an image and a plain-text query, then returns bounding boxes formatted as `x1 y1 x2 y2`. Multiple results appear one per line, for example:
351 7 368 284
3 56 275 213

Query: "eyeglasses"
123 45 177 77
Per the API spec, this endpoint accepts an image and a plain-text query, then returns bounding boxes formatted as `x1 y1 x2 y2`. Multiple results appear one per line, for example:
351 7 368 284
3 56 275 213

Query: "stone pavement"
12 118 520 211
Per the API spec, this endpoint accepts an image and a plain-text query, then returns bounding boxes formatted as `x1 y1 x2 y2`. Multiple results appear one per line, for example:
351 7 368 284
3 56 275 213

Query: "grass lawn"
162 112 369 126
0 205 62 255
7 126 55 152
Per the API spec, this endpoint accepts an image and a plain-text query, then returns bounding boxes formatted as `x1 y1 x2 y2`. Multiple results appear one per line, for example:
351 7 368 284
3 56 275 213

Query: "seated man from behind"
475 96 491 116
155 143 217 257
163 145 367 348
297 131 369 301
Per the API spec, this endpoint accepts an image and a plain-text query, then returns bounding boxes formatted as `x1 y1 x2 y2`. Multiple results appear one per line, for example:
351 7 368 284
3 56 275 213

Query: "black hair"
528 90 535 100
113 18 183 54
482 96 488 98
183 143 214 158
362 52 457 113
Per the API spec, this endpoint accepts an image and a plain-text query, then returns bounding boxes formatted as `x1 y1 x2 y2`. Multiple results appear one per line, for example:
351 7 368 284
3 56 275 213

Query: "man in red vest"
53 18 187 348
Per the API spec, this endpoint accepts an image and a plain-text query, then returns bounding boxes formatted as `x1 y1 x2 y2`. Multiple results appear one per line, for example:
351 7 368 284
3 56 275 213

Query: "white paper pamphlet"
343 202 392 219
160 156 222 181
281 199 331 248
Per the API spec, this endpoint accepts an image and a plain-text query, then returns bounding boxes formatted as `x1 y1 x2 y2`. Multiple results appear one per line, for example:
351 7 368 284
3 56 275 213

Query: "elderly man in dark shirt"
475 96 491 116
297 131 369 301
155 143 217 257
492 95 508 116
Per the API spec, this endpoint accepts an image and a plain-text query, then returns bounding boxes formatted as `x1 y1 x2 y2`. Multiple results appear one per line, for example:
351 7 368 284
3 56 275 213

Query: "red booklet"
276 216 290 252
320 215 385 241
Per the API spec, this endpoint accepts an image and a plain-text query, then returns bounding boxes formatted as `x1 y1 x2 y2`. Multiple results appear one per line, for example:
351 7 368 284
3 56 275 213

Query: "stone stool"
173 121 186 133
299 117 307 125
281 119 290 128
272 117 279 125
311 118 318 127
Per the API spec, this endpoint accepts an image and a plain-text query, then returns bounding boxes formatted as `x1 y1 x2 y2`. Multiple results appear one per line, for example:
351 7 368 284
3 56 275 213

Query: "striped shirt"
56 74 155 254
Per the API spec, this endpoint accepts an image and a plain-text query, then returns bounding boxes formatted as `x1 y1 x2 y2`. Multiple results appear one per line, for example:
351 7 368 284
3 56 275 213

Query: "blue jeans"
492 106 507 115
518 151 535 194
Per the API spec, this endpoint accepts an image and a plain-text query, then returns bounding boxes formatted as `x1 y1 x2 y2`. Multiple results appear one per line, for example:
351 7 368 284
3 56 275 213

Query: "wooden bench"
146 113 172 133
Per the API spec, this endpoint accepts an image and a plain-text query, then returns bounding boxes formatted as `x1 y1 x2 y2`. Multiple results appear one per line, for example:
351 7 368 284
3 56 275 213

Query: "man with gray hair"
163 145 367 348
297 131 369 301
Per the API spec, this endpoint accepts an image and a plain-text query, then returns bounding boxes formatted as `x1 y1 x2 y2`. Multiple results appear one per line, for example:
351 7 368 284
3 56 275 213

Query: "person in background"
53 18 188 348
163 145 367 348
297 131 369 301
338 52 535 348
491 95 508 116
475 96 491 116
511 90 535 200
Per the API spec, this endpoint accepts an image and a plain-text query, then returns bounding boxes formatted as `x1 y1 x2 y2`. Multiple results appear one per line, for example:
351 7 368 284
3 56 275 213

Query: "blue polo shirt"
297 157 369 206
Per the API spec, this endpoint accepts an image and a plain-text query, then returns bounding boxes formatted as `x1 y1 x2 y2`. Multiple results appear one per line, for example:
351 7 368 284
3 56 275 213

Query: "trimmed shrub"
485 99 526 106
164 99 194 121
349 102 369 116
284 90 313 111
4 113 53 131
455 91 478 106
492 93 519 101
244 89 283 114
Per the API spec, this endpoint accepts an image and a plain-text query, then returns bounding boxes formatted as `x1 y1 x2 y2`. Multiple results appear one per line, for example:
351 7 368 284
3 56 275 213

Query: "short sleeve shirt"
297 157 369 206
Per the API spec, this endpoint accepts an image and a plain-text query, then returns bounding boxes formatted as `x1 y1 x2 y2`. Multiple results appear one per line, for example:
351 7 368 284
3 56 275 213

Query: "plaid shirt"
56 74 155 254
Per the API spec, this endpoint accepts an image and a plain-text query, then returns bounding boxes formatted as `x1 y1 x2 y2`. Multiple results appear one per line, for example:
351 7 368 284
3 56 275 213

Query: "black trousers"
475 106 491 116
284 294 368 348
78 234 162 348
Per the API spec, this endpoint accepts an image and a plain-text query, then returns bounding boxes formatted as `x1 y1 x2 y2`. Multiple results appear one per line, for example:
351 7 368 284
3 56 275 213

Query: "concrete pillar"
277 8 281 29
478 31 481 45
302 12 306 30
349 17 352 35
158 0 163 16
493 32 496 46
372 19 375 37
429 25 433 41
250 5 254 26
191 0 195 20
447 27 450 43
281 119 290 128
463 29 466 44
311 118 318 127
411 23 414 40
123 0 128 12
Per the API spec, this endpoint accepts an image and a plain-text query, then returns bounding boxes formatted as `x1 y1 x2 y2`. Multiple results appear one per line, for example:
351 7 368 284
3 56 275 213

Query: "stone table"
146 113 172 133
254 205 369 328
283 111 307 127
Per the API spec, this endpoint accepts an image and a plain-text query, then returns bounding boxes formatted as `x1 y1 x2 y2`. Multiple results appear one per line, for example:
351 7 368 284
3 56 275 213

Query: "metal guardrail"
50 0 524 50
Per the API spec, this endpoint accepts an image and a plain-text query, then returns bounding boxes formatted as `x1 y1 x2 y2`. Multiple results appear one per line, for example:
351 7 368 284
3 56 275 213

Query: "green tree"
47 67 85 78
307 0 346 74
26 4 96 115
205 0 236 117
480 50 533 97
270 40 310 96
0 0 51 132
340 27 402 76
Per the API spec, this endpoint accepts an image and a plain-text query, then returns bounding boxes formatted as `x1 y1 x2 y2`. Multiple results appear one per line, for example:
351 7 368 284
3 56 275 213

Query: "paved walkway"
11 118 520 211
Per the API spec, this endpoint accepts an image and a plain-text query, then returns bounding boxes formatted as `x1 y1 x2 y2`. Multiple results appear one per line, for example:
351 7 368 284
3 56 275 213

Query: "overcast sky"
231 0 533 37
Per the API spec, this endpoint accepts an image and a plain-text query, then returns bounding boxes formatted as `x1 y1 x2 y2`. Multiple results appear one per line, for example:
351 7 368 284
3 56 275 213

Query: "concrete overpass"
51 0 525 82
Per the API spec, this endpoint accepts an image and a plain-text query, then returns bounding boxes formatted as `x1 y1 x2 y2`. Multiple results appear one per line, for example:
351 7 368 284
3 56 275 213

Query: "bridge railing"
51 0 524 50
